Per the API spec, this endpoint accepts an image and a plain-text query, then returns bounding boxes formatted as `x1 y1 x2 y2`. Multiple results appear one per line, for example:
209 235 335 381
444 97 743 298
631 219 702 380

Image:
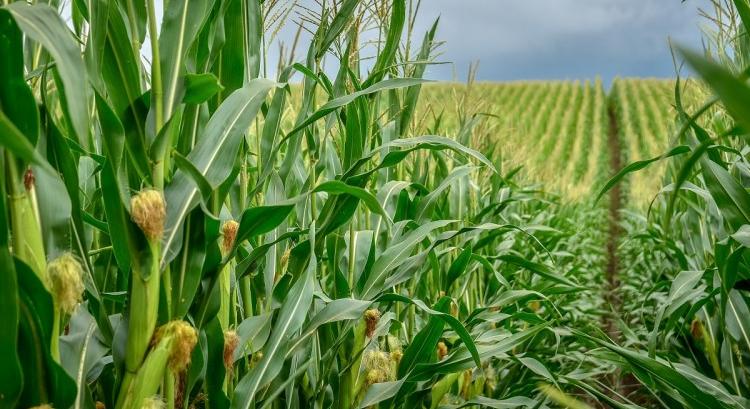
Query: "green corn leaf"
0 164 22 409
159 0 212 117
258 67 293 180
399 18 439 133
725 290 750 352
0 9 39 145
16 258 77 409
699 157 750 230
233 313 272 362
518 356 555 382
172 151 213 200
437 396 539 409
359 379 407 408
235 230 306 280
162 79 275 264
287 298 372 355
232 225 317 408
183 72 224 105
313 180 389 219
171 210 210 319
58 308 109 409
6 3 90 147
0 110 53 172
234 198 303 253
316 0 359 59
733 0 750 34
346 135 497 179
285 78 430 138
446 246 474 289
363 0 405 87
680 46 750 131
492 254 580 289
595 145 691 203
415 165 476 221
358 219 454 299
398 297 450 378
409 323 549 381
731 225 750 247
581 333 732 409
377 293 481 370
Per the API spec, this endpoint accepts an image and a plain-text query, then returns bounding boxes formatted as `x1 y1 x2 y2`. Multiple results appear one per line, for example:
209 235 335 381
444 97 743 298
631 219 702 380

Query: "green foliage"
3 1 743 409
597 1 750 407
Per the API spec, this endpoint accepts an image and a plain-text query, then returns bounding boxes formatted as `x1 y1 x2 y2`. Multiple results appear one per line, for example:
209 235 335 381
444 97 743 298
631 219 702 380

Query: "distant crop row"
417 79 705 206
417 81 607 200
609 78 705 205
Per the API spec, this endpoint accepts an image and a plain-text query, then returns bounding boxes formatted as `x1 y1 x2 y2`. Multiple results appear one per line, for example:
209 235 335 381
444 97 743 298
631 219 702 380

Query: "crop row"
418 79 703 206
418 80 610 200
609 78 678 205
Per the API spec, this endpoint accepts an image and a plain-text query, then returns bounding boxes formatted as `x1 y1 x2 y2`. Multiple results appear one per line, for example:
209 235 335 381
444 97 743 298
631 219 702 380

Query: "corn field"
418 80 611 200
2 1 750 409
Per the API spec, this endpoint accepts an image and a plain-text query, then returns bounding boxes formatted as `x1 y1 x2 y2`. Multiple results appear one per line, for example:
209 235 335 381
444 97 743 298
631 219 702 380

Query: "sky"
135 0 715 85
408 0 712 83
269 0 714 85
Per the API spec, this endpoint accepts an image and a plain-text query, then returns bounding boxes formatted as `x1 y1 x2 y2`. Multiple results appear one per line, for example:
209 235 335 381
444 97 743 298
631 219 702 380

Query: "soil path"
605 104 635 402
605 105 622 340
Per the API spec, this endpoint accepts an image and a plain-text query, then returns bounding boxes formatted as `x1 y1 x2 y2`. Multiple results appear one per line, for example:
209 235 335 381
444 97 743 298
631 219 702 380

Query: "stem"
240 277 254 319
165 371 175 409
239 153 249 210
88 245 113 256
261 3 267 79
163 265 172 319
348 223 355 288
238 152 254 319
125 0 144 82
309 158 317 225
255 118 262 177
147 0 163 130
153 160 165 191
147 0 165 188
51 305 60 361
229 274 237 327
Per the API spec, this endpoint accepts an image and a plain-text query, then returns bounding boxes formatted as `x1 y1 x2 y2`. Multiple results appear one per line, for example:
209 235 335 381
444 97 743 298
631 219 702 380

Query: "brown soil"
605 105 623 342
603 104 644 405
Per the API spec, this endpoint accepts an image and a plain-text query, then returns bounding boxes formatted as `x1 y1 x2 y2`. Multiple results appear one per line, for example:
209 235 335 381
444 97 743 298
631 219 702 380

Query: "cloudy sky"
408 0 712 83
139 0 715 84
270 0 713 85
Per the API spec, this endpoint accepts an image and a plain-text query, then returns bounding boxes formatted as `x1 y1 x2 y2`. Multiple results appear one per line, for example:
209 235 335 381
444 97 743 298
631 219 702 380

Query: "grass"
1 0 749 409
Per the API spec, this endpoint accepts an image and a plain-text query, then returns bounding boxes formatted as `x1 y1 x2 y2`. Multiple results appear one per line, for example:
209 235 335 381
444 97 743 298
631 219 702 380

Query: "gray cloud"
405 0 712 83
142 0 714 84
